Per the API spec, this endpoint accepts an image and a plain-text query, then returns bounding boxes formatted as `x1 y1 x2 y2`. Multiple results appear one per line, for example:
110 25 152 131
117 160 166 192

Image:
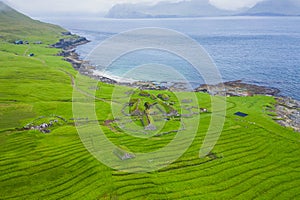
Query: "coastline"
55 33 300 132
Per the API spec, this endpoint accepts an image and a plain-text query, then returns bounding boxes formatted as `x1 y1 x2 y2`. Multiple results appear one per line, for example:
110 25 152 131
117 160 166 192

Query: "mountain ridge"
106 0 300 18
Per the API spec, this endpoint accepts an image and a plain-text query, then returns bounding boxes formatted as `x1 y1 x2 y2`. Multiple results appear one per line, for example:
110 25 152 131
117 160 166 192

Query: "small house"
14 40 23 45
34 41 42 44
142 111 157 131
200 108 208 113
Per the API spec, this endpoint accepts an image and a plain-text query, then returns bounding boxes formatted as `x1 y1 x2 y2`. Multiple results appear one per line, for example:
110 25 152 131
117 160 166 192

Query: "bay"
42 17 300 100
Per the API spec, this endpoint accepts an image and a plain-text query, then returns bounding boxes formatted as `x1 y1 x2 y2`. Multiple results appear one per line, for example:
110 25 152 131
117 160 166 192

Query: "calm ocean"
44 17 300 100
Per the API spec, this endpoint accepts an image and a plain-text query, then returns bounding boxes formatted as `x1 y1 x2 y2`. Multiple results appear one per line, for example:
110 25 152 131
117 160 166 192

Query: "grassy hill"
1 2 300 199
0 1 65 43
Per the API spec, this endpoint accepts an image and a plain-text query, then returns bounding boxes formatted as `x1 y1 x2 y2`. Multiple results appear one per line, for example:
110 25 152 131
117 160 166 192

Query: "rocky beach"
274 97 300 132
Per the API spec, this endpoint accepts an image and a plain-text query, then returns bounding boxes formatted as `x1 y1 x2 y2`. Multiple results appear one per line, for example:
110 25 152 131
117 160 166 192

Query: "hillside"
1 2 300 200
242 0 300 16
0 1 65 43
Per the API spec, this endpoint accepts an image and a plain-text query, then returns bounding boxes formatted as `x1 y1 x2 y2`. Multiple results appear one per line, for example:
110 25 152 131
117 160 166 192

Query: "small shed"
113 148 135 160
235 112 248 117
15 40 23 45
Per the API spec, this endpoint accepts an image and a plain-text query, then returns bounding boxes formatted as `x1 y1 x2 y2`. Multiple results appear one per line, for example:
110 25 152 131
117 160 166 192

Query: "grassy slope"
0 1 66 43
1 2 300 199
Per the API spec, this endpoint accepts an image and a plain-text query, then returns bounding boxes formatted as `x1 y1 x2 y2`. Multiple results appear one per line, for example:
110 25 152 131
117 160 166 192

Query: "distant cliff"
105 0 235 18
241 0 300 16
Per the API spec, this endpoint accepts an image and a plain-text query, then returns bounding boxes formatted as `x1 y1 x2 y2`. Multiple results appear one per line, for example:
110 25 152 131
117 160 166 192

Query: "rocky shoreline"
52 33 90 50
53 32 300 133
274 97 300 132
195 81 299 132
53 33 90 70
195 80 280 97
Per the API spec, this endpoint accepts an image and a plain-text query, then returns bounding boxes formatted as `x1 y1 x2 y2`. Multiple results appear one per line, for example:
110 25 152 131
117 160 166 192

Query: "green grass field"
1 2 300 199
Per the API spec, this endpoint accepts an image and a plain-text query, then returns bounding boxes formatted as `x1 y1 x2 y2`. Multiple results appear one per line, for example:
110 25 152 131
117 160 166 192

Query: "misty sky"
4 0 265 16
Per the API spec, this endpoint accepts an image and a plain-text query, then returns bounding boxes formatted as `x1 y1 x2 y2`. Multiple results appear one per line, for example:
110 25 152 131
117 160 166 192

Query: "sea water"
43 17 300 100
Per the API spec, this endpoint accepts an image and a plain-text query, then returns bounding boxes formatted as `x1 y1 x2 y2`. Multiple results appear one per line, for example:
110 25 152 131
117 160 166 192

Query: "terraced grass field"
1 2 300 199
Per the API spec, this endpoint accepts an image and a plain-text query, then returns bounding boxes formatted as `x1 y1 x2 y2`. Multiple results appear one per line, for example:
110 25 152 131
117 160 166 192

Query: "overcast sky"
4 0 265 16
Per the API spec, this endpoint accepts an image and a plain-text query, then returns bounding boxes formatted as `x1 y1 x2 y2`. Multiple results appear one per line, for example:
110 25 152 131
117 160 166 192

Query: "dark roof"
235 112 248 117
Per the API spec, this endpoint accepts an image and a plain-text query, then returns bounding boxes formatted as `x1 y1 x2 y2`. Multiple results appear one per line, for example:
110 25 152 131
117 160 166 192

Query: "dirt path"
60 69 120 104
23 46 46 65
23 46 30 56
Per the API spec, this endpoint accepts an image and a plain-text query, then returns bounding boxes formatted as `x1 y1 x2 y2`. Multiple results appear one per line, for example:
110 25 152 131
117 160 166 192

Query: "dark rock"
62 31 72 36
51 36 89 50
195 80 280 97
